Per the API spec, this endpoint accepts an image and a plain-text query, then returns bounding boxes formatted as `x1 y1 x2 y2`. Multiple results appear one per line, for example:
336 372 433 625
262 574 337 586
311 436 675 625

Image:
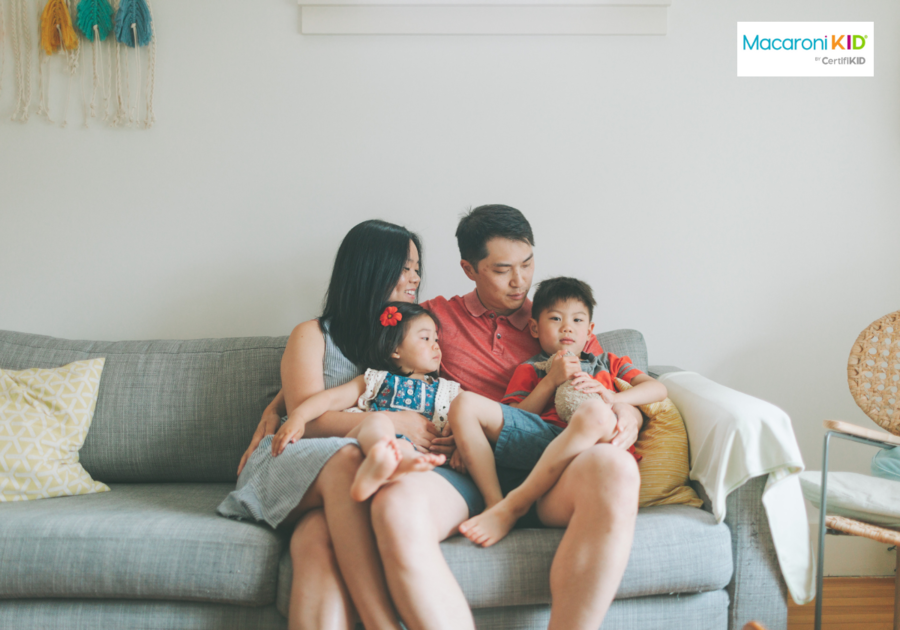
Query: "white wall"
2 0 898 575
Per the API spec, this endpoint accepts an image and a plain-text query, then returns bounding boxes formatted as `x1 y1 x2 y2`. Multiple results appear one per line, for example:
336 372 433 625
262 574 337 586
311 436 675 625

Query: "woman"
223 220 445 630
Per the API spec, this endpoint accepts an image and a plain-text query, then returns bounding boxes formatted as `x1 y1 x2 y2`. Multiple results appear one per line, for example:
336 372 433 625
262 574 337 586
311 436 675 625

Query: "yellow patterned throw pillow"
0 358 109 501
615 378 703 509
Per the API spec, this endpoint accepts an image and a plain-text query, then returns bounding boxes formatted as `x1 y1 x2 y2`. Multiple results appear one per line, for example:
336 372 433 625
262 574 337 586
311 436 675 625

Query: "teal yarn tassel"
76 0 114 41
115 0 152 47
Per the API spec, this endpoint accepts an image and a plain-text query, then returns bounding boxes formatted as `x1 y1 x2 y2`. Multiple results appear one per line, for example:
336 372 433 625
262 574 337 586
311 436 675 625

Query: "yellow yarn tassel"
41 0 79 55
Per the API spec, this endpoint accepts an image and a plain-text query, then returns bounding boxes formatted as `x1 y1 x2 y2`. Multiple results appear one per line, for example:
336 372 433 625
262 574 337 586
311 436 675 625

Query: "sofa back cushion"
0 331 284 483
596 329 648 374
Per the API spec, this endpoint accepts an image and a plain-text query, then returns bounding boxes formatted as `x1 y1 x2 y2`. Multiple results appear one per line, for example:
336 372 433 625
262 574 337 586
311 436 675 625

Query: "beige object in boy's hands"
847 310 900 435
533 351 599 423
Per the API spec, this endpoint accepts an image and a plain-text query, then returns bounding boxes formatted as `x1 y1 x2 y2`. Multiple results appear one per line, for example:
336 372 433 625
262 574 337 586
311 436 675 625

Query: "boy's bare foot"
459 500 523 547
350 437 402 502
391 452 446 478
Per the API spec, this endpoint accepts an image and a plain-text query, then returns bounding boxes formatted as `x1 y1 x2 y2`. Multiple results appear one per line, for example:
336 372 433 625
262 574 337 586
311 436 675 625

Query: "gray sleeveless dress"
217 321 363 528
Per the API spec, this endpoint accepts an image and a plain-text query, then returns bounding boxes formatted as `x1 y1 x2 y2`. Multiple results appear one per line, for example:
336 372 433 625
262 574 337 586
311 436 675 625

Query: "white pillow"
800 470 900 527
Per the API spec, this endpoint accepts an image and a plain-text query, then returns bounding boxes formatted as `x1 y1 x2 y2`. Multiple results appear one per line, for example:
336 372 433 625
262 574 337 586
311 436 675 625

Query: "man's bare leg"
288 509 356 630
371 471 476 630
460 399 617 547
350 413 445 501
289 445 403 630
448 392 505 507
535 444 640 630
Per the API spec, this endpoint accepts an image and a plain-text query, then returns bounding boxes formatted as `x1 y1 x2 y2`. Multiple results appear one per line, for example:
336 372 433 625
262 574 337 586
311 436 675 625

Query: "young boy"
448 276 668 547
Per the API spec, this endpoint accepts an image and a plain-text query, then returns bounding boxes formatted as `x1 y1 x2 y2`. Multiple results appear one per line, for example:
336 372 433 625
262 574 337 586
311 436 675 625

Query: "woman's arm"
237 389 286 475
271 376 367 455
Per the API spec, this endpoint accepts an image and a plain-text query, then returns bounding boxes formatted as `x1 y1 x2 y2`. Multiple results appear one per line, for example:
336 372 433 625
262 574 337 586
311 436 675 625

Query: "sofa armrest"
649 366 798 629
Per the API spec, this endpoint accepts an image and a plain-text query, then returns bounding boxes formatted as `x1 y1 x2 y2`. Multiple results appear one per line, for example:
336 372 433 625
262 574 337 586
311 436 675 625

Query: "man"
371 204 642 630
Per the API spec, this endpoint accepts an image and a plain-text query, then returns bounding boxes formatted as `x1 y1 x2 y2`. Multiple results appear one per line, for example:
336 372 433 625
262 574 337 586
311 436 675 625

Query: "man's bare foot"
458 500 523 547
350 437 402 502
391 452 446 479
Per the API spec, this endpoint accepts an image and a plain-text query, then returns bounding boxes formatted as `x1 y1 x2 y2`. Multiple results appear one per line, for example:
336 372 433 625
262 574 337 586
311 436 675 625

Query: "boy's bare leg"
351 413 445 501
460 399 617 547
448 392 506 508
371 472 476 630
537 443 640 630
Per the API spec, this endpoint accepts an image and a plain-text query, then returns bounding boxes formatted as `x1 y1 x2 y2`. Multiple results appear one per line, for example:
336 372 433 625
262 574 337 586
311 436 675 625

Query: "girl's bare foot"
391 452 446 479
459 500 524 547
350 437 402 502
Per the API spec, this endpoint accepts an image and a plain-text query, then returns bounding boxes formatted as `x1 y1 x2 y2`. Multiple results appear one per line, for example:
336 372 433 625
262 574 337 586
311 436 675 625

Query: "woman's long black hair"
319 220 423 366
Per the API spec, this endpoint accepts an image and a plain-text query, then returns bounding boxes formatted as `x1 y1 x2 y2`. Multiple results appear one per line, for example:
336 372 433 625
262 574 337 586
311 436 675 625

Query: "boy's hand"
271 417 306 456
570 372 618 404
546 350 582 387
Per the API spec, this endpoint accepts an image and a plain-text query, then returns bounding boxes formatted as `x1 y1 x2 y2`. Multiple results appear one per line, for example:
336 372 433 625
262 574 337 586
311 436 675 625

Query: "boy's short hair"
531 277 596 321
455 205 535 269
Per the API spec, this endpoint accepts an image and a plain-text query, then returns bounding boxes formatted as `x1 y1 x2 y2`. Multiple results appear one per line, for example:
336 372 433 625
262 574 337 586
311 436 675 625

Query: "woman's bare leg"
371 471 476 630
286 445 402 630
288 509 356 630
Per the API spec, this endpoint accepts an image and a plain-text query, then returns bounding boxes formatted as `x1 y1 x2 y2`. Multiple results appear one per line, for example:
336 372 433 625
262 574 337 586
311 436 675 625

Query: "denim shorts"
494 404 565 528
432 465 485 517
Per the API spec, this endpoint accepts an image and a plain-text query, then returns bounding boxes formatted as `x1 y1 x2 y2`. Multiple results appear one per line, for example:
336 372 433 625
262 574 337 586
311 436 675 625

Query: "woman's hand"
272 416 306 456
389 410 441 452
429 421 456 456
237 405 281 475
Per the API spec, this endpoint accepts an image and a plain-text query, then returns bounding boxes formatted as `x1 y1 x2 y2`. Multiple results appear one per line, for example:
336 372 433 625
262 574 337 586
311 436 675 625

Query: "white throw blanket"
658 371 815 605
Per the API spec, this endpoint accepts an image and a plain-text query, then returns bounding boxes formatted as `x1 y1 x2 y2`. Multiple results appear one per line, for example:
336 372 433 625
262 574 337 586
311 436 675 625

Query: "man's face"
461 238 534 316
529 299 595 356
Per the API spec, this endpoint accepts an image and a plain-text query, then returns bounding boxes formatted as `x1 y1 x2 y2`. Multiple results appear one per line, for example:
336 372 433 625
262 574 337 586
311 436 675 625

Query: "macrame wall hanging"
3 0 155 128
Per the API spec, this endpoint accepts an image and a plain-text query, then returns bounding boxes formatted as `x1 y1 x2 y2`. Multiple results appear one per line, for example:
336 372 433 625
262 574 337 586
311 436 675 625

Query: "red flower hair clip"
380 306 403 327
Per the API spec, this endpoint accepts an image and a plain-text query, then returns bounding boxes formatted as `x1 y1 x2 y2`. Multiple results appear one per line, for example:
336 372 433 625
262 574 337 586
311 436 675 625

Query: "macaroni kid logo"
737 22 874 77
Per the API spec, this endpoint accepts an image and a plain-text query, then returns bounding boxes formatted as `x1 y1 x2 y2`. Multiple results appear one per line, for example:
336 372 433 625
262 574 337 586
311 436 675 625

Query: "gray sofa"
0 328 788 629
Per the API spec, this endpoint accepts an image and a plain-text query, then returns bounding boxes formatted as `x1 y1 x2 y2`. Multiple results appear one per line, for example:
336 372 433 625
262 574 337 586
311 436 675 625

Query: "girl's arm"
279 319 441 450
272 375 367 455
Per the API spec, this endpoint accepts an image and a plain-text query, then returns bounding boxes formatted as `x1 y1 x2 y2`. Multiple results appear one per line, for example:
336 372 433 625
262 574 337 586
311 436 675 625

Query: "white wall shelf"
297 0 670 36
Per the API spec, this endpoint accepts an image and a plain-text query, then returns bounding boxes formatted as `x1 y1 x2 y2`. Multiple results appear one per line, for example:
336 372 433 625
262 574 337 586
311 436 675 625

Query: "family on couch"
217 205 650 630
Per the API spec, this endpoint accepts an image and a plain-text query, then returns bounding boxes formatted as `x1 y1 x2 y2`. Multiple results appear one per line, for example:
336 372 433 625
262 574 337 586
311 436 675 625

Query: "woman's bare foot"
350 437 402 502
458 500 524 547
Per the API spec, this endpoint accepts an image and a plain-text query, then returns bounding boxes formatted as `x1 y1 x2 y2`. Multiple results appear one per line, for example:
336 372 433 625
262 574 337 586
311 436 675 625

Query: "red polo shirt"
422 291 602 402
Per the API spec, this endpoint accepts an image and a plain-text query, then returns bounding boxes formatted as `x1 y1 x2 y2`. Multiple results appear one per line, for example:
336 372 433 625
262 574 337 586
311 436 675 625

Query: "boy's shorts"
493 404 565 528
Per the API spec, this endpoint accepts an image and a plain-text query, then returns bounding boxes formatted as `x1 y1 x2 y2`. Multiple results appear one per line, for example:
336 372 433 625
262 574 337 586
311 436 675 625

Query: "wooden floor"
788 577 895 630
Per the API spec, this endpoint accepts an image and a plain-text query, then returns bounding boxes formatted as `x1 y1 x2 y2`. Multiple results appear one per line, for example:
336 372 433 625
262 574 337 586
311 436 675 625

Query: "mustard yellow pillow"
616 378 702 509
0 358 109 501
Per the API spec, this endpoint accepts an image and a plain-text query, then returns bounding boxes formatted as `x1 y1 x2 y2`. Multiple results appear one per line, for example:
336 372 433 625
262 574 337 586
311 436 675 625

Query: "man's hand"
448 449 466 474
546 350 582 387
389 410 441 452
610 402 642 449
237 407 281 475
429 421 456 456
271 416 306 456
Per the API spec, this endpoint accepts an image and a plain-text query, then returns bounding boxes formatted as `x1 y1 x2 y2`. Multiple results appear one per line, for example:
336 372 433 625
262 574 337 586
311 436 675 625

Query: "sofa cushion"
0 483 284 606
0 331 285 482
277 504 731 614
597 329 648 374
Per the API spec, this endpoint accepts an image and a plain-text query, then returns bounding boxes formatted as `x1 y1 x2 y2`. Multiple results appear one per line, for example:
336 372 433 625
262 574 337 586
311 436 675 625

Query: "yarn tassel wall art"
37 0 80 126
9 0 34 122
76 0 113 122
113 0 154 128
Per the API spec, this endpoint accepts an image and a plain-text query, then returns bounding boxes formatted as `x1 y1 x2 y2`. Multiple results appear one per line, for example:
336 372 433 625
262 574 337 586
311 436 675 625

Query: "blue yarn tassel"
76 0 114 41
115 0 152 47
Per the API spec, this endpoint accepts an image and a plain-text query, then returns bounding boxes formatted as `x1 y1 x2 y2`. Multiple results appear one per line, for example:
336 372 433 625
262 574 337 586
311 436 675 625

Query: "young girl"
271 302 458 501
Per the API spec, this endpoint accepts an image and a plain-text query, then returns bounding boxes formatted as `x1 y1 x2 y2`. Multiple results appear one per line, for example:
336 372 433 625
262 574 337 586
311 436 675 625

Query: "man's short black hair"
455 204 535 269
531 277 596 321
